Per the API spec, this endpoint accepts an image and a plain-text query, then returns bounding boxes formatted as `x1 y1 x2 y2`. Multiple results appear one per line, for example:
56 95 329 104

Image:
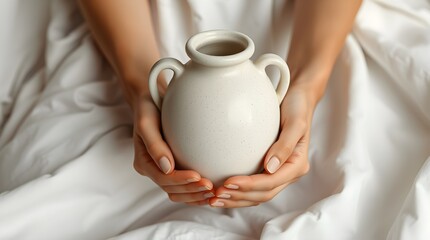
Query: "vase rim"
185 30 255 67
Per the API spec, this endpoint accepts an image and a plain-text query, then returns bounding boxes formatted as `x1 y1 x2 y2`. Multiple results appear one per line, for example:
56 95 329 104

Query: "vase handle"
255 54 290 104
148 58 184 109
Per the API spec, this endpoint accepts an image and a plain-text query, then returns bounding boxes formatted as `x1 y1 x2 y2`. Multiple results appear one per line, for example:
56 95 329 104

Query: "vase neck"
185 30 255 67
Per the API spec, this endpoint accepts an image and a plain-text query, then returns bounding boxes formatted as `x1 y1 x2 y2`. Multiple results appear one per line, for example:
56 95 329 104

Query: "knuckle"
289 151 303 162
138 115 155 130
160 186 171 192
138 120 161 137
133 160 146 176
145 141 161 155
295 119 308 132
281 143 295 156
151 174 164 185
168 193 179 202
246 176 258 191
266 181 277 191
261 192 275 202
301 162 310 176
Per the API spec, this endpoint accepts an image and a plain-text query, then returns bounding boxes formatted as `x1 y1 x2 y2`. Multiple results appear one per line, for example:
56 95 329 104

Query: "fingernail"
187 178 200 183
217 193 231 199
159 156 171 174
211 201 225 207
198 186 211 191
225 184 239 190
267 156 280 174
204 192 215 199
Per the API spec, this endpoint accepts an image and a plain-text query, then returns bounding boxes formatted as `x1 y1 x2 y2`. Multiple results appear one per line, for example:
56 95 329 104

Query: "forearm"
287 0 362 105
78 0 159 107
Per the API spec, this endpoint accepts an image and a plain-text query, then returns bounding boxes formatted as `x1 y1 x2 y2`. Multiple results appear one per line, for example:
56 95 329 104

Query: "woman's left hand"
209 84 317 208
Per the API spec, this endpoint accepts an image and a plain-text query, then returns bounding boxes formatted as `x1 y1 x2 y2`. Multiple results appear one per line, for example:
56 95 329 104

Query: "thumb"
264 121 306 174
138 118 175 175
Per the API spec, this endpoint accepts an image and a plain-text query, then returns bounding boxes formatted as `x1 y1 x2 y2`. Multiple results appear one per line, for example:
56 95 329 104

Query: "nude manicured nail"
198 186 211 191
204 192 215 199
267 156 280 174
211 201 225 207
225 184 239 190
187 178 200 183
159 156 171 174
217 193 231 199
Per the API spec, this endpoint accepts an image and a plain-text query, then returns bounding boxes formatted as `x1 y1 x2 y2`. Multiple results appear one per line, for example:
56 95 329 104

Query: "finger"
168 191 215 203
134 141 202 186
185 199 210 206
209 198 260 208
162 178 213 194
264 120 307 174
223 161 303 192
215 182 290 202
136 105 175 174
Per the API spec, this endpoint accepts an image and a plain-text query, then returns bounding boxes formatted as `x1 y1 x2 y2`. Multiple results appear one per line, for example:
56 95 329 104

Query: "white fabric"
0 0 429 239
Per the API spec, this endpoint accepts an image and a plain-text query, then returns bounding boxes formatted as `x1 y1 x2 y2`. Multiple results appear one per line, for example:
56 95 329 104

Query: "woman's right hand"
79 0 215 205
132 94 215 205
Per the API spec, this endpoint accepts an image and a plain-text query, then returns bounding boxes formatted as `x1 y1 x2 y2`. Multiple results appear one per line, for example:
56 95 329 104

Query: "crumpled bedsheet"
0 0 429 239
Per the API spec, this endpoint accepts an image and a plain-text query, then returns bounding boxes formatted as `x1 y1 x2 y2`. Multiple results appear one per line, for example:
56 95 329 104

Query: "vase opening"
197 40 246 56
186 30 255 67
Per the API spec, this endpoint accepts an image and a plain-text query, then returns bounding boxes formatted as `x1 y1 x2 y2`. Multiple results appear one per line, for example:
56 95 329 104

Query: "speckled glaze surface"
149 30 290 186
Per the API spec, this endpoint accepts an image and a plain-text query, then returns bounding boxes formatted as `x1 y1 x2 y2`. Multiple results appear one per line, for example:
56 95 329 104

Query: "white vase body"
149 30 290 186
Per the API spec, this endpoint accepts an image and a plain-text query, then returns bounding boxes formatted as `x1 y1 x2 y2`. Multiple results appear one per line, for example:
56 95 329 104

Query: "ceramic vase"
149 30 290 186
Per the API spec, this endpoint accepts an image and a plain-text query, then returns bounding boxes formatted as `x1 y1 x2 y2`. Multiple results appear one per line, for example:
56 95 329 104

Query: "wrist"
114 50 161 103
118 75 149 110
288 64 331 107
120 75 166 113
292 76 327 102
